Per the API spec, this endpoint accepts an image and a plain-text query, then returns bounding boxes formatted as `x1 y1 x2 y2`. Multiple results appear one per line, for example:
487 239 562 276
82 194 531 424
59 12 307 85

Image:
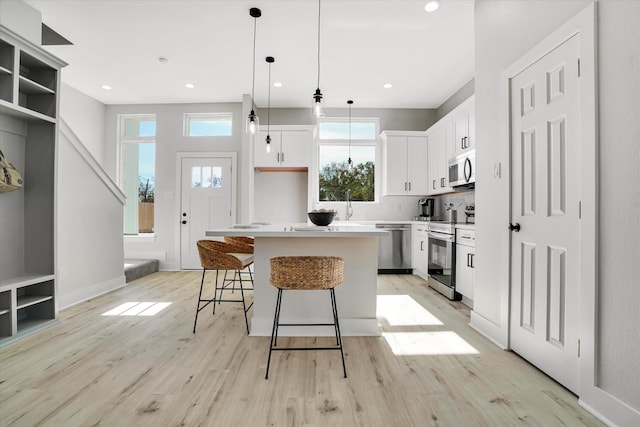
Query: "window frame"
314 117 380 206
183 112 233 137
117 114 157 237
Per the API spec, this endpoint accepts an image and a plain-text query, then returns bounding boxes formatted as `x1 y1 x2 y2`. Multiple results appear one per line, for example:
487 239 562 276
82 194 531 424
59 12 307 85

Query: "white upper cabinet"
381 131 428 196
254 127 312 169
450 96 475 157
426 122 452 195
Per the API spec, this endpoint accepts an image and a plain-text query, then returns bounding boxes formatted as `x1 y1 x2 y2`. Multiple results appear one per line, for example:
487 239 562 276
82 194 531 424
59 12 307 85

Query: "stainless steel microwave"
448 151 475 188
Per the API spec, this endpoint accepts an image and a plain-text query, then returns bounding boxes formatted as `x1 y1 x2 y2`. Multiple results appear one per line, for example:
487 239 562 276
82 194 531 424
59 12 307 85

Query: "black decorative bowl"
308 211 337 226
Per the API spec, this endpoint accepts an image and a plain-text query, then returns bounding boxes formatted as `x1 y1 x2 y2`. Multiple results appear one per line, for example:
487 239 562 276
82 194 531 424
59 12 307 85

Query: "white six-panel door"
180 156 233 270
509 35 581 393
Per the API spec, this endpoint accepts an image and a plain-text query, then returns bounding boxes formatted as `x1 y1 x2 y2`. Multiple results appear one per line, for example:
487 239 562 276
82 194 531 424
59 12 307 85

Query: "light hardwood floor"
0 272 603 426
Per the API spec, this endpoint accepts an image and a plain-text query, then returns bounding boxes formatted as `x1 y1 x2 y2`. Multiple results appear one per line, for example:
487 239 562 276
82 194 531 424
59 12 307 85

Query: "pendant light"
265 56 274 153
246 7 261 134
347 100 353 171
311 0 325 118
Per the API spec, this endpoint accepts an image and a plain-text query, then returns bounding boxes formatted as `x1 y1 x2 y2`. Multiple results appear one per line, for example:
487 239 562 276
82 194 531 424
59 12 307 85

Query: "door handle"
408 182 411 191
420 241 424 251
467 253 471 267
181 220 187 225
432 180 436 190
509 223 521 232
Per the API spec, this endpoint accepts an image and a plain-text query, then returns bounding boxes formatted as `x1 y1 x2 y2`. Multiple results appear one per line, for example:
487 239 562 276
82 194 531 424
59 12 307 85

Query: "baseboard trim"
58 275 126 310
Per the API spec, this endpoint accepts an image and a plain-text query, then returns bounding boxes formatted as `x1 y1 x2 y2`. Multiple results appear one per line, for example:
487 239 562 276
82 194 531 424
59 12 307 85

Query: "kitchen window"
184 113 232 136
119 114 156 235
317 118 378 202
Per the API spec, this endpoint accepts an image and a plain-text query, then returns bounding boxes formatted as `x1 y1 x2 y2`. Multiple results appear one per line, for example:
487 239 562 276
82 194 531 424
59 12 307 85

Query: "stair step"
124 259 159 283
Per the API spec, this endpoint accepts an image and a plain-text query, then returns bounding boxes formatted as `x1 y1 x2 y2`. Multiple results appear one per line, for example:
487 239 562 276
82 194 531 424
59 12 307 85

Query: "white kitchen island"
205 223 388 337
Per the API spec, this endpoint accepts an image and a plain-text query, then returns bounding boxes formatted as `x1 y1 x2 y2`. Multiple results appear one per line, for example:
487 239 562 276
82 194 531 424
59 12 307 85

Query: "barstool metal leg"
265 288 283 379
193 268 207 333
330 288 347 378
238 270 250 334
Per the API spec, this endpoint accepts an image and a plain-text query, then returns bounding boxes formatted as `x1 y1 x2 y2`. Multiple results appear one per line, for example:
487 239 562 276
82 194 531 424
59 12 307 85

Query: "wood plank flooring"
0 272 603 426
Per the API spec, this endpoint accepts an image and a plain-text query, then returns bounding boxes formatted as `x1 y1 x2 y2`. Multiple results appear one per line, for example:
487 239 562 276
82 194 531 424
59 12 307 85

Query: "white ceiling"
25 0 474 110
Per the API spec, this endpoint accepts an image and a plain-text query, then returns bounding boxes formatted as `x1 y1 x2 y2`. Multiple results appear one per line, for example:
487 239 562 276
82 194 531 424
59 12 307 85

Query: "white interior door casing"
180 155 235 270
509 35 581 393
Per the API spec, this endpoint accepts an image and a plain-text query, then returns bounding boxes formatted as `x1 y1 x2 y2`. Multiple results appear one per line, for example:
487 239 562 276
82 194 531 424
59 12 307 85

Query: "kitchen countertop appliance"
414 198 434 221
376 223 412 274
426 221 461 300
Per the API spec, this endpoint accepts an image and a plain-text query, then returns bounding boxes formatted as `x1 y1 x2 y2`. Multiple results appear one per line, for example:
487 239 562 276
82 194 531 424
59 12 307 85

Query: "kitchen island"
205 223 388 336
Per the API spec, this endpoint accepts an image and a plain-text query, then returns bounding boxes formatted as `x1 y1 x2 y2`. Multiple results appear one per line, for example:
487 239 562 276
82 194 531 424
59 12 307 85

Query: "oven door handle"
427 231 454 243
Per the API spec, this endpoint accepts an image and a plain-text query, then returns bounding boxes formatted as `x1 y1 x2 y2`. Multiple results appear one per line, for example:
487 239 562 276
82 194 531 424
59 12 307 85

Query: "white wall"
473 0 640 422
253 171 308 223
57 85 125 308
59 83 106 165
596 0 640 413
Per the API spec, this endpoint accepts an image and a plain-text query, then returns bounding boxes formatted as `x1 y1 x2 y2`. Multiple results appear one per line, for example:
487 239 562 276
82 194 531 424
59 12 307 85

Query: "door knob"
181 220 187 225
509 223 521 232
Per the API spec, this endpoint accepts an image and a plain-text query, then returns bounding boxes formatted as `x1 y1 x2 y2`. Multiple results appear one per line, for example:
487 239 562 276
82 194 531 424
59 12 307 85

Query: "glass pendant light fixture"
347 100 353 171
246 7 261 134
312 0 325 118
265 56 274 153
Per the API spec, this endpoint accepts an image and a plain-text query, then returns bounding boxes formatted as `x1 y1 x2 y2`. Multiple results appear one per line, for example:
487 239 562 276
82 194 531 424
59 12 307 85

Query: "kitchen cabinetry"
426 122 452 195
381 131 428 196
0 27 65 347
254 126 312 170
411 224 429 279
455 228 475 307
450 96 475 157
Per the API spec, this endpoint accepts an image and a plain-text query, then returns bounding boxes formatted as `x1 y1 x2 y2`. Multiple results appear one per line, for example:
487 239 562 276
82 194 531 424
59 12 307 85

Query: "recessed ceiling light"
185 83 195 89
424 1 439 12
384 83 393 89
101 84 112 90
273 82 282 88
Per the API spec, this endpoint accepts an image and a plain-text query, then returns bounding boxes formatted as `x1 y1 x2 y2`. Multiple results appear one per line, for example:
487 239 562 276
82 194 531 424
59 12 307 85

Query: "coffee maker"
417 198 434 220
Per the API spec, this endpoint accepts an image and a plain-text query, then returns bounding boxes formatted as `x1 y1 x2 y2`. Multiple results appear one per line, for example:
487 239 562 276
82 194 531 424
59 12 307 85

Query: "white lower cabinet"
412 224 429 279
455 228 475 306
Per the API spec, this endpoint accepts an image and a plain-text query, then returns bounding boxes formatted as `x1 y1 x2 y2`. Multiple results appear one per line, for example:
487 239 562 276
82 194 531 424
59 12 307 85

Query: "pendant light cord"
317 0 321 88
267 62 271 134
251 17 257 110
348 102 352 161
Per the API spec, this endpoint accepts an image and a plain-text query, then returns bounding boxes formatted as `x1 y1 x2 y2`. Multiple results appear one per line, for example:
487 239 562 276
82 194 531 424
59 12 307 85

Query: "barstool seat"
194 240 254 334
265 256 346 379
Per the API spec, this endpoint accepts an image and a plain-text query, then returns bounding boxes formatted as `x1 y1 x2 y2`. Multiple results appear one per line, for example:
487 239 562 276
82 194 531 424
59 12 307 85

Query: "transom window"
184 113 232 136
317 118 378 202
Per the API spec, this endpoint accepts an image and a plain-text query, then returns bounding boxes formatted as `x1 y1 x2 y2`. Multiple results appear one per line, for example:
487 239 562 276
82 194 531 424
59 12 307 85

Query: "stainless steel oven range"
427 221 461 301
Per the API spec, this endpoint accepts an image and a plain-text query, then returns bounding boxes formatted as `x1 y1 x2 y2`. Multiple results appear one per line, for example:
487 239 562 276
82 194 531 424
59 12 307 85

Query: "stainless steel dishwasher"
375 223 412 274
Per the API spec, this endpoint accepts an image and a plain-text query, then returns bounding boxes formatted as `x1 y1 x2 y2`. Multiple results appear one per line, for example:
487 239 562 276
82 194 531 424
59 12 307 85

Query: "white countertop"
206 223 389 238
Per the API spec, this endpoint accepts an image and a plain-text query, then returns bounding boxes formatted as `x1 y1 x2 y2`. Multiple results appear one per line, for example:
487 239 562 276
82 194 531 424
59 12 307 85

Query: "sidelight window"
119 115 156 235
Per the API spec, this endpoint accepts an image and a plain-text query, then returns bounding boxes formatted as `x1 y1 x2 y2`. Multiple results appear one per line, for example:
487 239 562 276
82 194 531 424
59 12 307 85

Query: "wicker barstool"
194 240 254 334
265 256 346 379
223 236 254 288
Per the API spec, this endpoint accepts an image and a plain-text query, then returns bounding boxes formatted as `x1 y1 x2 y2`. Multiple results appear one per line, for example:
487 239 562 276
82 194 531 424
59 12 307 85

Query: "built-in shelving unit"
0 25 65 347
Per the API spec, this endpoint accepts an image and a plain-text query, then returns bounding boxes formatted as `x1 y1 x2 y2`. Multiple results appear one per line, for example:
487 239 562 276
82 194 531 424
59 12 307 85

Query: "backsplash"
434 190 475 223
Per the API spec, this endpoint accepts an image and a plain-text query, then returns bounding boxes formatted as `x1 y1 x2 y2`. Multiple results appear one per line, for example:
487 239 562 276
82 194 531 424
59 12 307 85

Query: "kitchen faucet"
346 190 354 221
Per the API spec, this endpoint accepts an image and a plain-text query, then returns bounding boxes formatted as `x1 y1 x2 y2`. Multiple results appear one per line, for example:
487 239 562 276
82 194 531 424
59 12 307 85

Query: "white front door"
509 34 581 393
180 156 233 269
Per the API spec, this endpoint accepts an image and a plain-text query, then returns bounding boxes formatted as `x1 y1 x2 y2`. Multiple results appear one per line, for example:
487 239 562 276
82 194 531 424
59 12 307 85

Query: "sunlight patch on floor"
377 294 443 326
382 331 479 356
102 302 171 316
